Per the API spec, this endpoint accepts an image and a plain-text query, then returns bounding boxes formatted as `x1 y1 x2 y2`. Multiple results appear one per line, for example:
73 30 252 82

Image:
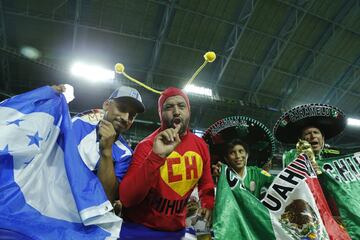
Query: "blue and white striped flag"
0 86 121 239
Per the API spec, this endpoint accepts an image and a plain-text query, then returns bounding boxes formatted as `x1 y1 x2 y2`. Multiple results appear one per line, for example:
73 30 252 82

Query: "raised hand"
153 125 181 158
51 84 66 93
99 119 117 153
296 139 322 175
211 161 222 178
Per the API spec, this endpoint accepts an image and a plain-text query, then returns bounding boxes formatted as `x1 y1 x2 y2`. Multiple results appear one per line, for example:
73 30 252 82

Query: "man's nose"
173 106 180 115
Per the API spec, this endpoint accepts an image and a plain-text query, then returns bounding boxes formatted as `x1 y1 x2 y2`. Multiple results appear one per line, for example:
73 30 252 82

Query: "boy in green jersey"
203 116 276 199
222 138 273 199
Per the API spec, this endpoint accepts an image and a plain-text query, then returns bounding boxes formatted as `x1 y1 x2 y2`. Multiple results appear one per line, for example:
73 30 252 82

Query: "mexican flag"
213 154 350 240
317 152 360 239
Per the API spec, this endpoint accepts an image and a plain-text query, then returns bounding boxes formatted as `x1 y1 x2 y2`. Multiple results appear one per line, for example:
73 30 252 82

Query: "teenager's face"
225 144 248 173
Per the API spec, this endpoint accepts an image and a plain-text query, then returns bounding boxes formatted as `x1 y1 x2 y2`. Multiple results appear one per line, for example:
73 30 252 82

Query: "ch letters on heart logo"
160 151 203 196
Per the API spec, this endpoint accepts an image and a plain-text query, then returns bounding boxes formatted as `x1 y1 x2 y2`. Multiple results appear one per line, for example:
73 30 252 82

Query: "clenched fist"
99 119 117 152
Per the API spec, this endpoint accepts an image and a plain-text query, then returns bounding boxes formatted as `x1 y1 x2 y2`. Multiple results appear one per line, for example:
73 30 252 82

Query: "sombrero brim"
273 104 346 144
73 109 105 124
203 116 276 167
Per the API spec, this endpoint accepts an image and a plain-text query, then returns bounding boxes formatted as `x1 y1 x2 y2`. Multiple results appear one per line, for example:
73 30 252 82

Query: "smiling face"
103 99 137 135
225 144 248 174
161 95 190 136
301 126 325 155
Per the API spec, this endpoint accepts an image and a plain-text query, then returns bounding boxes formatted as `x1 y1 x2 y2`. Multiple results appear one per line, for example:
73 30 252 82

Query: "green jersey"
234 166 274 199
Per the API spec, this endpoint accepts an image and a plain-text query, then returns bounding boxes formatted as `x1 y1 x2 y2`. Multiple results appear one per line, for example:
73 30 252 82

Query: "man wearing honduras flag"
0 85 142 239
69 85 145 204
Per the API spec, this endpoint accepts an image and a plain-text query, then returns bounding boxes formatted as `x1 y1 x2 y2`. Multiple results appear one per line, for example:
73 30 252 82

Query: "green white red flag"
213 154 351 240
316 152 360 239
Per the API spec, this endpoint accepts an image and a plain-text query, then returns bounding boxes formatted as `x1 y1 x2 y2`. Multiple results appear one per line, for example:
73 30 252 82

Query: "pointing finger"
173 124 181 134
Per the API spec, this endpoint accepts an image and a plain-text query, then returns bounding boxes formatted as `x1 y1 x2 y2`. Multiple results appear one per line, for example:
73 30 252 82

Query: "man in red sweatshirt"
119 87 215 239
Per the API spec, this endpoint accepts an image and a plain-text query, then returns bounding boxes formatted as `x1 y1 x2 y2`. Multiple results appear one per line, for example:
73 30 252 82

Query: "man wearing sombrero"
273 103 346 167
273 103 349 227
203 116 276 199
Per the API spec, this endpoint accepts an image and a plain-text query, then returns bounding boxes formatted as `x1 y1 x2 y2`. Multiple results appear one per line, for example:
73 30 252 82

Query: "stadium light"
184 84 212 97
70 62 115 82
20 46 41 60
347 118 360 127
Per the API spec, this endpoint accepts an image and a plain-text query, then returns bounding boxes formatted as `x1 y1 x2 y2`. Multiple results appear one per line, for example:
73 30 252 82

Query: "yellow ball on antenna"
204 51 216 62
115 63 125 73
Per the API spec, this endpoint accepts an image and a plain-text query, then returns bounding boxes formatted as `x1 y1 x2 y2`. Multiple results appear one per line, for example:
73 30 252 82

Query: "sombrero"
73 109 104 124
273 104 346 144
202 116 276 167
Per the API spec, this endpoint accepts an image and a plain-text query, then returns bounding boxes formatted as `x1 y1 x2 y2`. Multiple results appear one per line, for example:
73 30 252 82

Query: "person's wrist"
101 148 112 158
152 146 167 158
155 151 167 158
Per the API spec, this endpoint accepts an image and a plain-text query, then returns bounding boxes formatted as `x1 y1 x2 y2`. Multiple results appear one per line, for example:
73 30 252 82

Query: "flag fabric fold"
213 164 275 240
0 86 121 239
213 153 351 240
317 152 360 239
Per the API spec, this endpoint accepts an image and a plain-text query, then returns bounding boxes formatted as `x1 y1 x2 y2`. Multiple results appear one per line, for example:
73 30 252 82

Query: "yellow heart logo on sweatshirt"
160 151 203 197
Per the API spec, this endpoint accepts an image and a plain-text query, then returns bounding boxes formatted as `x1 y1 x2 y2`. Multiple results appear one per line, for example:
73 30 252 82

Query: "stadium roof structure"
1 0 360 149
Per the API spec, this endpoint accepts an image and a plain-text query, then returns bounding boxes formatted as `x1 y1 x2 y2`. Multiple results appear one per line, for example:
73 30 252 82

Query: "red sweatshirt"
119 128 215 231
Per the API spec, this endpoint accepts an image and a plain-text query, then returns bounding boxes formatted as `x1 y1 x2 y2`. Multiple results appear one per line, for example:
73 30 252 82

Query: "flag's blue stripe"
14 87 111 212
62 113 109 210
0 151 110 240
0 86 64 124
72 119 97 146
0 87 116 239
0 228 33 240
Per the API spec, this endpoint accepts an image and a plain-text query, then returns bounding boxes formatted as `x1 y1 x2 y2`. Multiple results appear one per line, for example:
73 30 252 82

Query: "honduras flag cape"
0 86 121 239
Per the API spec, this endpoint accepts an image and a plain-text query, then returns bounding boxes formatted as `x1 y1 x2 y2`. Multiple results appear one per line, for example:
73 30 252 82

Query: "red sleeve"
197 140 215 209
119 139 165 207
